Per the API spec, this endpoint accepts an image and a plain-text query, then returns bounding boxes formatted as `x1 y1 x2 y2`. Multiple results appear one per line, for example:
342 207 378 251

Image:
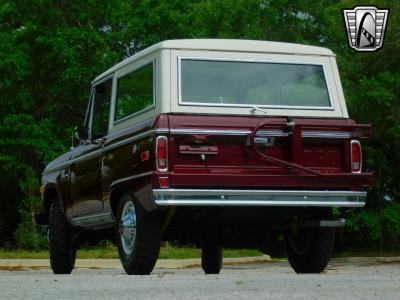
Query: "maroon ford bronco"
36 40 374 274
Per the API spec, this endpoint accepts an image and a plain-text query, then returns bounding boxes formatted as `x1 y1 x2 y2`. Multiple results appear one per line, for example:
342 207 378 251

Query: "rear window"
180 59 331 109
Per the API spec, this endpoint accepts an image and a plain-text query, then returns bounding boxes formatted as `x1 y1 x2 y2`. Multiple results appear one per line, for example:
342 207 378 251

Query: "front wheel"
115 193 162 275
48 199 76 274
284 227 335 273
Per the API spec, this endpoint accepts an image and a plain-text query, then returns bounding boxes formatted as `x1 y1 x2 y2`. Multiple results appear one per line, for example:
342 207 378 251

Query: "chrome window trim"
177 56 335 111
153 189 367 208
113 60 156 124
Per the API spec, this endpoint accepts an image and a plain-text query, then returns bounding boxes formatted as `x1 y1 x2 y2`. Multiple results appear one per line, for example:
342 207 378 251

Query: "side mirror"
73 126 89 145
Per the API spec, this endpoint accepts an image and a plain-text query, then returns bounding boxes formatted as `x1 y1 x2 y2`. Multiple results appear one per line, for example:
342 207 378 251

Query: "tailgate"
164 114 373 190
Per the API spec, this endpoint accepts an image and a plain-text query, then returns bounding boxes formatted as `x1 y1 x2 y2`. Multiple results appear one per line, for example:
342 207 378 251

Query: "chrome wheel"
119 200 136 255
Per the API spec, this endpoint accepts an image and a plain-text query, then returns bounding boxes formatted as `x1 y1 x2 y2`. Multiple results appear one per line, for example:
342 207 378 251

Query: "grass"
0 244 263 259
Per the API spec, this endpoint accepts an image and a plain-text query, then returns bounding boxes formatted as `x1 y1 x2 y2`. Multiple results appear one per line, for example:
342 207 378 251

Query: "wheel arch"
109 175 158 216
109 187 128 218
42 185 63 224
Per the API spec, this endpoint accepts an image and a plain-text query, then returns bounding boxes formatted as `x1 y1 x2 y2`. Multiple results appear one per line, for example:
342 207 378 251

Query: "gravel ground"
0 259 399 300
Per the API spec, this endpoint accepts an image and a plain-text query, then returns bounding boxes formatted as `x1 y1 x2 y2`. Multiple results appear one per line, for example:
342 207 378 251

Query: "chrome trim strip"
170 128 352 139
74 150 102 163
302 131 352 139
154 128 170 134
43 130 156 175
70 212 114 227
170 128 251 136
259 130 289 137
110 171 154 188
103 129 154 152
153 189 366 208
42 149 102 175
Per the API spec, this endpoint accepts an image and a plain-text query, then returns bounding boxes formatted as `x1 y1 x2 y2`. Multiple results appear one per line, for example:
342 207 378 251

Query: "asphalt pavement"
0 257 399 300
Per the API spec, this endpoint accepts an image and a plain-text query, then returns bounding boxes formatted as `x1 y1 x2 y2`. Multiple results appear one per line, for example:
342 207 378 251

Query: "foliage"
0 0 399 249
14 168 47 249
345 204 400 249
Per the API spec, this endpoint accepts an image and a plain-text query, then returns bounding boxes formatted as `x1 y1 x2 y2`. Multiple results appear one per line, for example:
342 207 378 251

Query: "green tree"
14 168 47 249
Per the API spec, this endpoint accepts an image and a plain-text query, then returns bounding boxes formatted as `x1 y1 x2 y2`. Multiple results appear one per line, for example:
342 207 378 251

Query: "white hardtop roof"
93 39 335 83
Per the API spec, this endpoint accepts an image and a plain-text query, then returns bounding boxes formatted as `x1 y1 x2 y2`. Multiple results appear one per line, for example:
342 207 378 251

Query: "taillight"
159 177 169 188
156 136 168 172
351 140 362 173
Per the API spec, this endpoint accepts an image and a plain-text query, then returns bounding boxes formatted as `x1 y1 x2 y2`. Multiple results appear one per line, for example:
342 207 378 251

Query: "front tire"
48 200 76 274
116 193 162 275
284 227 335 273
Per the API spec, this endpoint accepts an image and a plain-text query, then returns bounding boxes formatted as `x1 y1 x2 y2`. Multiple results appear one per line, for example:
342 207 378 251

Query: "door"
70 78 112 218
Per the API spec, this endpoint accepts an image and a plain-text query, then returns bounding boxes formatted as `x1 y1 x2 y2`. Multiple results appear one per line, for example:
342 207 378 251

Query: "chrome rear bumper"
153 189 366 207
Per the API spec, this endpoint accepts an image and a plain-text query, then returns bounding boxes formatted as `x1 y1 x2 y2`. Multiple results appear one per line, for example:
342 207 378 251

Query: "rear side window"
115 62 154 121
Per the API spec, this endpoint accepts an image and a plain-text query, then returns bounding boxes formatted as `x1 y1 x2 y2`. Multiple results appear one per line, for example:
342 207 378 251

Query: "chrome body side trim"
42 149 103 175
153 189 366 207
70 212 114 227
154 128 170 134
111 171 154 189
74 149 102 163
43 130 155 175
103 130 154 152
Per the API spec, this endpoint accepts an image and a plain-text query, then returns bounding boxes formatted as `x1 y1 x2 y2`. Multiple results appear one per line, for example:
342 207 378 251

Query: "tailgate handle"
251 122 322 176
179 145 218 155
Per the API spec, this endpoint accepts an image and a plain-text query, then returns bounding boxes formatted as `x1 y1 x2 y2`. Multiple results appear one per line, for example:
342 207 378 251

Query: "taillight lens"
156 136 168 172
159 177 169 188
351 140 362 173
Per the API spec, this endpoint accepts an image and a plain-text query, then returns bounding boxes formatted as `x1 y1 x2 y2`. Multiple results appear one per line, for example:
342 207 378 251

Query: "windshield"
180 59 331 109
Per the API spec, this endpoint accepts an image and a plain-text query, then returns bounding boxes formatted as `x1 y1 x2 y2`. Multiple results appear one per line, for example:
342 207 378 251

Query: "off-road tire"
201 228 223 274
116 193 162 275
284 227 335 273
48 200 76 274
